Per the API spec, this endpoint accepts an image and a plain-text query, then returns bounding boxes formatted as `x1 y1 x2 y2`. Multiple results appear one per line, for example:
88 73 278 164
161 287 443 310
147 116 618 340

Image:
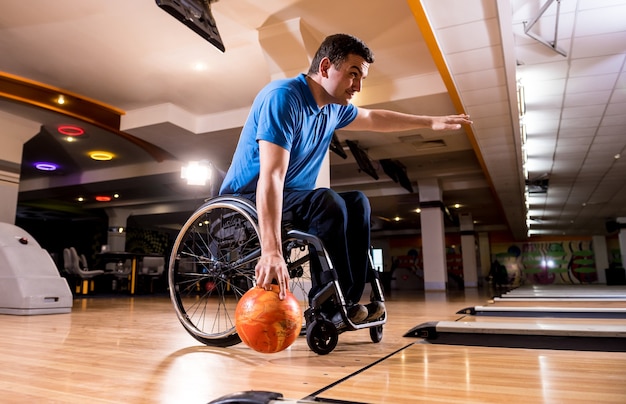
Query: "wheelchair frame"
168 195 386 354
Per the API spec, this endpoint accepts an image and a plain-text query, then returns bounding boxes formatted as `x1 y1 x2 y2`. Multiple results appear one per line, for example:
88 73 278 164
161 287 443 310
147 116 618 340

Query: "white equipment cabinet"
0 222 72 315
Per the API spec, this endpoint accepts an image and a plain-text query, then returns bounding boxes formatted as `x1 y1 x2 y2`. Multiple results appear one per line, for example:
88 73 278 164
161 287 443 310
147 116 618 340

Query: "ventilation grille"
398 135 446 150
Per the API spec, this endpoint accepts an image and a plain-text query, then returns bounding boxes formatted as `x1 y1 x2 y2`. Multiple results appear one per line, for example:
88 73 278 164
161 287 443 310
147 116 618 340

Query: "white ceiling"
1 0 625 239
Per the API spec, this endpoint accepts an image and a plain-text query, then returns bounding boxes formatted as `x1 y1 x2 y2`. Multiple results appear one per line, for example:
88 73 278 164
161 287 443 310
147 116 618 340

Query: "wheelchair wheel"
169 196 261 347
369 324 383 343
306 319 338 355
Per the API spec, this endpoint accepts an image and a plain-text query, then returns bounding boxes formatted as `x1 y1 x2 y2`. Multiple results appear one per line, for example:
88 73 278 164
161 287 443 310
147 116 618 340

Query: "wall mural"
125 227 169 255
387 236 622 288
492 240 598 286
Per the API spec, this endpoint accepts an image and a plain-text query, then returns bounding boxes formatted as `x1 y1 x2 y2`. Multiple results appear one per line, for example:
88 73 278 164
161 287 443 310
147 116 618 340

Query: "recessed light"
58 125 84 136
89 151 114 161
34 162 58 171
192 62 208 71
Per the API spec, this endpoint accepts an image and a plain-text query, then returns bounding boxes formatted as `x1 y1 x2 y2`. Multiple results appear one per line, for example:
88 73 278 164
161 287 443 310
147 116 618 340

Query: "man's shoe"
331 304 367 328
364 301 385 321
347 304 368 323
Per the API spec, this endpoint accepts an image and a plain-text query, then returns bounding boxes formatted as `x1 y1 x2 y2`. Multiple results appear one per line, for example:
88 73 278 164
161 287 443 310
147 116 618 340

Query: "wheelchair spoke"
169 200 261 346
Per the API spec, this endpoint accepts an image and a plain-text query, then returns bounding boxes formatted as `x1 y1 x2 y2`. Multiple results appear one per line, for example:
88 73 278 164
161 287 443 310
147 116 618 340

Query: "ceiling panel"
0 0 623 239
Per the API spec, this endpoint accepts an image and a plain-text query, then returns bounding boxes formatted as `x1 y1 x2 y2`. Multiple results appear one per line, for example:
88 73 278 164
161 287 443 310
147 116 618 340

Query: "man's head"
308 34 374 75
307 34 375 106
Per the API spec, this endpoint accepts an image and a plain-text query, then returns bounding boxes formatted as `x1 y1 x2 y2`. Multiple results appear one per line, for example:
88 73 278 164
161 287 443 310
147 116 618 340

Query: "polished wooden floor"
1 286 625 403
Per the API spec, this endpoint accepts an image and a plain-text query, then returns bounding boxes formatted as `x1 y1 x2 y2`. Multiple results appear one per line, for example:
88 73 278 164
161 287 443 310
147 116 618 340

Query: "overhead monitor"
156 0 226 52
329 132 348 159
345 139 379 180
380 158 414 193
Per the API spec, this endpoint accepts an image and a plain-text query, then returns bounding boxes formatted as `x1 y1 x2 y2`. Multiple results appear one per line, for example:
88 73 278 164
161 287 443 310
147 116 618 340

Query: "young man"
220 34 471 323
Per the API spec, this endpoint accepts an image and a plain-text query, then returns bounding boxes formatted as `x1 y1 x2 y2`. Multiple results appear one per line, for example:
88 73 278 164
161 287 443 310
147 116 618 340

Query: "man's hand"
431 114 472 131
255 252 290 300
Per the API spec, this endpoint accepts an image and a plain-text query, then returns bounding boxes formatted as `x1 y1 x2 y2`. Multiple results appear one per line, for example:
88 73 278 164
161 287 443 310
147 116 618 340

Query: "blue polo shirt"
219 74 358 195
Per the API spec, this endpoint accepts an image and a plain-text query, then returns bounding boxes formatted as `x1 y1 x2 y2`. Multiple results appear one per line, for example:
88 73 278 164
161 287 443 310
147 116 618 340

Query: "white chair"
63 247 104 295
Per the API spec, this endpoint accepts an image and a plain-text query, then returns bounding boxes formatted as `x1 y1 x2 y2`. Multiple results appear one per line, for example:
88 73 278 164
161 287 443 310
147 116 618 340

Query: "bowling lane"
311 340 626 403
463 285 626 318
498 285 626 299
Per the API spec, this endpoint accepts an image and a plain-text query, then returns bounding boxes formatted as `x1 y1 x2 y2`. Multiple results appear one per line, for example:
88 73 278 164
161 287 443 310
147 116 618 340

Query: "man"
220 34 471 323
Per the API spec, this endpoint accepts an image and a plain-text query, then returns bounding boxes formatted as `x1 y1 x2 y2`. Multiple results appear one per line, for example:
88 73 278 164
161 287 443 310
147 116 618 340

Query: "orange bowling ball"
235 285 302 353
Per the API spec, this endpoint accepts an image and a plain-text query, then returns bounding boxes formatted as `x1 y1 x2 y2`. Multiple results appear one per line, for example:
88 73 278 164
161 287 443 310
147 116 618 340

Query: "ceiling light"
95 195 112 202
517 81 526 117
454 203 461 209
89 151 114 161
615 153 621 160
58 125 84 136
181 160 211 186
34 162 58 171
77 197 85 202
193 62 208 71
56 95 66 105
393 216 401 222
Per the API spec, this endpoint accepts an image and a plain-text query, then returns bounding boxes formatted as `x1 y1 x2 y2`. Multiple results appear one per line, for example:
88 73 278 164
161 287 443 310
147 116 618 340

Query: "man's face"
323 54 370 105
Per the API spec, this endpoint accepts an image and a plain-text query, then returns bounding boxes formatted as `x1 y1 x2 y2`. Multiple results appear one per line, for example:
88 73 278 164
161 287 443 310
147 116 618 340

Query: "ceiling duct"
399 134 446 150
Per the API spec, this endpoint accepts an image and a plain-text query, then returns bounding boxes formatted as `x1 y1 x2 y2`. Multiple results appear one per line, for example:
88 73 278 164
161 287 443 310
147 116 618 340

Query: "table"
96 252 164 294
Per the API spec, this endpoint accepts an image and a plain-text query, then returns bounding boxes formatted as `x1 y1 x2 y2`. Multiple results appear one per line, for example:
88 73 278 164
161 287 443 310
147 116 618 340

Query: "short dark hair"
307 34 374 75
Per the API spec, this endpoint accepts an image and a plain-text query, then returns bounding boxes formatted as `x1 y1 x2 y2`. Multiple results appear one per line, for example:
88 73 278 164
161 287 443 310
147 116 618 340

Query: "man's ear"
319 57 332 78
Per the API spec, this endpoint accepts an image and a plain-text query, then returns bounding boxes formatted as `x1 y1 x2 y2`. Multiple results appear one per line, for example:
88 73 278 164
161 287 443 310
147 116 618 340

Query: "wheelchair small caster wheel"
369 324 383 343
306 319 338 355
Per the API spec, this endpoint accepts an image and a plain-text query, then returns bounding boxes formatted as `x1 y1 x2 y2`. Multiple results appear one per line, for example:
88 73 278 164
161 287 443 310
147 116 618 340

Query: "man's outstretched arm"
344 108 472 132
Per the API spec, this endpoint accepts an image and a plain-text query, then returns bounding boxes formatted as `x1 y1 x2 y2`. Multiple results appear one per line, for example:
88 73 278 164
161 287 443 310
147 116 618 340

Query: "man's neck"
304 74 329 108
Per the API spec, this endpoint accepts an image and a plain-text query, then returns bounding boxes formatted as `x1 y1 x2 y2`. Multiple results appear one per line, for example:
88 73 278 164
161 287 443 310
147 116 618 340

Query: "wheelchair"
168 195 386 355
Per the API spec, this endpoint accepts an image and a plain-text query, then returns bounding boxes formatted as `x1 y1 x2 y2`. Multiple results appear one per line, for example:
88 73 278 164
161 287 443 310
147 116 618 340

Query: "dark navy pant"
244 188 371 304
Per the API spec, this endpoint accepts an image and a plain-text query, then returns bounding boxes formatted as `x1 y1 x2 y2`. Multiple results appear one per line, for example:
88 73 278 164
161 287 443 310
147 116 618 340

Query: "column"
105 208 131 252
477 232 491 283
418 178 447 291
592 235 608 284
0 111 40 224
459 213 478 287
617 217 626 269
